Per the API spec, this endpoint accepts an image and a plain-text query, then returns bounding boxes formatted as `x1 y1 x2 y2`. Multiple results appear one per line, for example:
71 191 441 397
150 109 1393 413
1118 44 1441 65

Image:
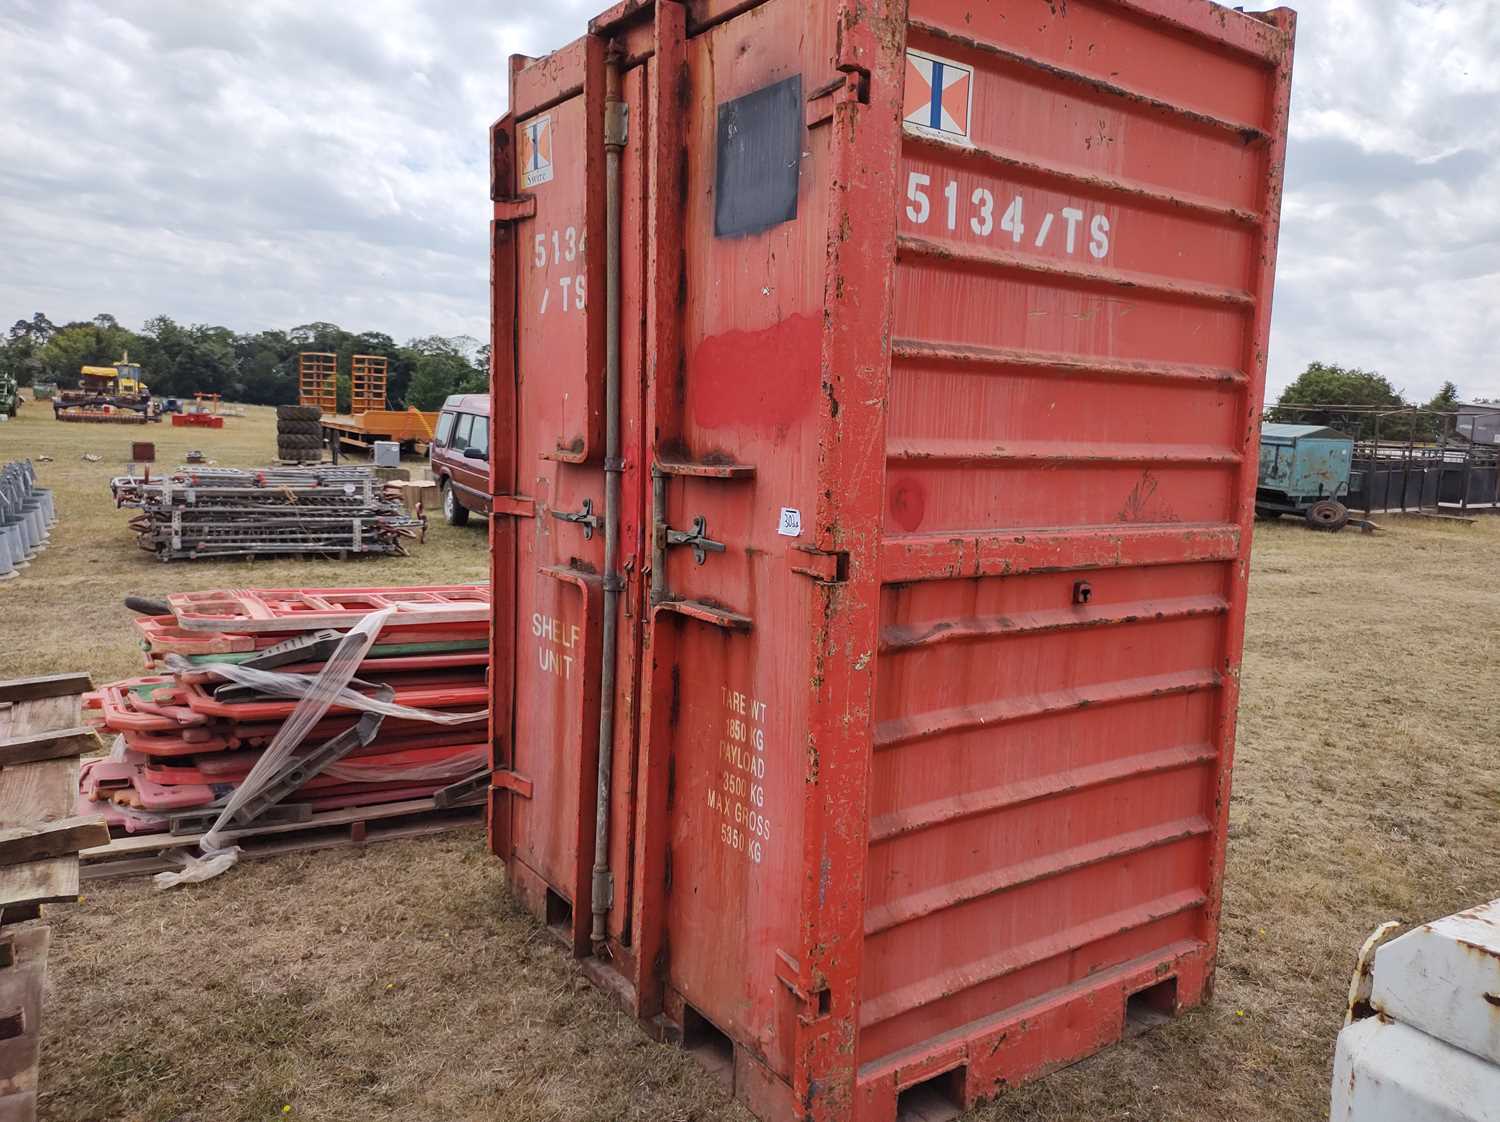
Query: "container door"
627 0 842 1079
489 38 617 955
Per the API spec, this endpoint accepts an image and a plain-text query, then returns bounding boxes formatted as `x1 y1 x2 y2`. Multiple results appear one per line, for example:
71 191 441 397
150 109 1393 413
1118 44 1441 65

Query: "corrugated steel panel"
489 2 1296 1118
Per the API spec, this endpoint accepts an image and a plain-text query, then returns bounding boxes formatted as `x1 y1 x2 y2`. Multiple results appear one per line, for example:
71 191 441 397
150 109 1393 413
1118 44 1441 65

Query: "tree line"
1271 362 1464 442
0 312 489 411
3 315 1475 444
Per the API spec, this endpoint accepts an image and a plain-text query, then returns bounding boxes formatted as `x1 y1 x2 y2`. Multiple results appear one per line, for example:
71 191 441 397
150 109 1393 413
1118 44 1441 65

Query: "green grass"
13 386 1500 1120
0 393 488 684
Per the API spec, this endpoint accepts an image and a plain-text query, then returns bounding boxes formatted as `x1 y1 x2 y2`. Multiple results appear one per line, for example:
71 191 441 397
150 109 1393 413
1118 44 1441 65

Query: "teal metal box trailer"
1256 423 1354 529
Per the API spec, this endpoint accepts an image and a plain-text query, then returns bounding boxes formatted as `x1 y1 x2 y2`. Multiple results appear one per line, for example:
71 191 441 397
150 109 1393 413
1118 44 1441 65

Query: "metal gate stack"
78 585 492 859
110 467 424 561
0 460 55 580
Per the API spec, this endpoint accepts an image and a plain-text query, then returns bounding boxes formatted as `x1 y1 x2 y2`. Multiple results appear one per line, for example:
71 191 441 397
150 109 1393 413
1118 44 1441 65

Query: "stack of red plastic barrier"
79 585 490 836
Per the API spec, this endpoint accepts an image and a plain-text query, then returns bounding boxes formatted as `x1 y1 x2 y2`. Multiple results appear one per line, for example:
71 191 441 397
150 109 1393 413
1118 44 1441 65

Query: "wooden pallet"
80 795 483 881
0 672 103 1122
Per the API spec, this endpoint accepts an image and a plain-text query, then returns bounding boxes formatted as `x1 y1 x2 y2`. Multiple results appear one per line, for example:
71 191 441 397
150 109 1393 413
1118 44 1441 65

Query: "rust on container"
489 1 1296 1118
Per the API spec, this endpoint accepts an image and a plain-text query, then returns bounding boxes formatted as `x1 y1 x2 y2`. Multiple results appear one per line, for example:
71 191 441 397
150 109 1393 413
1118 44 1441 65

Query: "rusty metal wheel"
1305 499 1349 532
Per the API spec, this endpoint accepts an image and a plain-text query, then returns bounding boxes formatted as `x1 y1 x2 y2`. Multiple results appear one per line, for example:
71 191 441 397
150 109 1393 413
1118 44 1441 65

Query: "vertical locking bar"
590 49 629 949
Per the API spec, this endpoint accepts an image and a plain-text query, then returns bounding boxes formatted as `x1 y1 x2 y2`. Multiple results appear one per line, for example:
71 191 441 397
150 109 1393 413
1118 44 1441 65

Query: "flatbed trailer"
320 408 438 456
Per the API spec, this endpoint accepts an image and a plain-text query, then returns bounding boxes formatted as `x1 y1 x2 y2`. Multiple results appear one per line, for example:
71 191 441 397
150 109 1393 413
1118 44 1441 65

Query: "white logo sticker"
520 114 554 188
903 50 974 141
777 508 802 537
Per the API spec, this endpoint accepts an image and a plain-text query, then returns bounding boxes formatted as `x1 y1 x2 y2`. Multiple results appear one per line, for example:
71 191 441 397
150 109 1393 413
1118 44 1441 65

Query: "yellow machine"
78 354 149 397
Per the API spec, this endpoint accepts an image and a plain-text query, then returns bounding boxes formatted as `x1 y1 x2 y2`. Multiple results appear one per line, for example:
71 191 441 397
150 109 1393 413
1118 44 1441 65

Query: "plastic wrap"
155 608 393 889
159 655 487 728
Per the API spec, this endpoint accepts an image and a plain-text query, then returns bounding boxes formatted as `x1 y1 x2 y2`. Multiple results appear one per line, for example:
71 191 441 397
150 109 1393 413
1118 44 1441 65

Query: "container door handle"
661 515 725 565
552 497 603 540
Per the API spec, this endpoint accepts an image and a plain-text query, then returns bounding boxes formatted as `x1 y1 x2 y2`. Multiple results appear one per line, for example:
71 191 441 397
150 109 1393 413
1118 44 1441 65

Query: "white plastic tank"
372 441 400 468
1332 899 1500 1120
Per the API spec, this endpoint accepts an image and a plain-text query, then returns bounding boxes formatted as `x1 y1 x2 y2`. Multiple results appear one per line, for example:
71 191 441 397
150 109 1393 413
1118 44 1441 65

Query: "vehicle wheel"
278 432 322 449
277 404 322 422
1305 499 1349 532
277 419 321 436
278 437 322 459
442 480 470 526
1254 506 1280 522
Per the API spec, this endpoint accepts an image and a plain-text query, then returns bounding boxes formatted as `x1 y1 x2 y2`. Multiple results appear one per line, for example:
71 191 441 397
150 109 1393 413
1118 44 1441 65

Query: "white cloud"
0 0 594 342
1 0 1497 401
1240 0 1500 400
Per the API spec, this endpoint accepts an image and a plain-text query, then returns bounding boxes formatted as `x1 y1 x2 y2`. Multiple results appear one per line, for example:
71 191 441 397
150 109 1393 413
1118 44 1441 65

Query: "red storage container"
488 2 1295 1118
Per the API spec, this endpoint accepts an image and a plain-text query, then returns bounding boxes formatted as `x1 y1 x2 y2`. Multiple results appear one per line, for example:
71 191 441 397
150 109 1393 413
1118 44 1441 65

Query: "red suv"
430 394 490 525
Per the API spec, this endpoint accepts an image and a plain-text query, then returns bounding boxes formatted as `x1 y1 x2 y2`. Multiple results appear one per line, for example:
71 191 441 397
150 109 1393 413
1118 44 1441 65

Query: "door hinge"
592 867 615 910
604 101 629 148
789 544 849 584
492 494 536 518
433 767 492 808
492 769 534 799
774 949 830 1023
805 71 869 129
494 195 538 223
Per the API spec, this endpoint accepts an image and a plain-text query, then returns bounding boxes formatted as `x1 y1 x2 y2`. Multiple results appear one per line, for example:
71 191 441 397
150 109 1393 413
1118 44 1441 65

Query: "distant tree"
37 318 136 384
348 331 409 406
1272 362 1410 440
8 313 55 343
1275 362 1403 412
233 329 296 405
1 315 62 384
0 334 43 386
403 336 485 409
0 313 487 406
1420 380 1462 441
1424 381 1460 412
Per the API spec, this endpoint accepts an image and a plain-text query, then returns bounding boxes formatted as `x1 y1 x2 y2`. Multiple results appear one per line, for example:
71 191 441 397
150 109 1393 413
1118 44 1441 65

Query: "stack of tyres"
277 404 323 462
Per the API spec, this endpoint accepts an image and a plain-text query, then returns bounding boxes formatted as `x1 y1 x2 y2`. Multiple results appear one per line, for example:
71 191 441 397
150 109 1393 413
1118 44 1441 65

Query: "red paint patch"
688 314 820 433
888 476 926 532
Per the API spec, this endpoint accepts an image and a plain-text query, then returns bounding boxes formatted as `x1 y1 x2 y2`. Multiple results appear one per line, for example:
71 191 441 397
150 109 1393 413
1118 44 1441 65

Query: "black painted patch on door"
714 76 802 239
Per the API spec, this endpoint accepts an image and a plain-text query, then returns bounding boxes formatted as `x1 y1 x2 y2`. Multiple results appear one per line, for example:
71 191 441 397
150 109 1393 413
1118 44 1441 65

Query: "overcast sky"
1 0 1496 400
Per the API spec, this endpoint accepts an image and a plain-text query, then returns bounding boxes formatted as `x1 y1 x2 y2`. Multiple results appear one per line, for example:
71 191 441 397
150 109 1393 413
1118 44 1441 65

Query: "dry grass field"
0 396 489 685
5 392 1498 1121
